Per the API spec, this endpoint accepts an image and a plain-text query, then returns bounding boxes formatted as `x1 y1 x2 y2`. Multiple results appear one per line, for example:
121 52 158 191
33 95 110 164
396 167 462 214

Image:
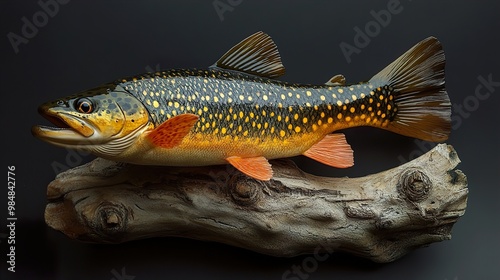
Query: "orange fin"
226 156 273 181
303 133 354 168
147 113 199 148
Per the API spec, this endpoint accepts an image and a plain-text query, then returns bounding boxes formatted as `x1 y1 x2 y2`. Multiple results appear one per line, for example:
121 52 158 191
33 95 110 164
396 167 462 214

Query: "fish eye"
75 98 94 114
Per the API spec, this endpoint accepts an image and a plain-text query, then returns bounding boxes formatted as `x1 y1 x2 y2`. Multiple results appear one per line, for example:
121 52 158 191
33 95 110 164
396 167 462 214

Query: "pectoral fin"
226 156 273 181
147 113 199 149
303 133 354 168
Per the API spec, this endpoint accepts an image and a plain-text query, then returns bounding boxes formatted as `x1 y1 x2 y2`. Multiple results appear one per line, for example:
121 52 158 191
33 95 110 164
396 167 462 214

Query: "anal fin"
303 133 354 168
226 156 273 181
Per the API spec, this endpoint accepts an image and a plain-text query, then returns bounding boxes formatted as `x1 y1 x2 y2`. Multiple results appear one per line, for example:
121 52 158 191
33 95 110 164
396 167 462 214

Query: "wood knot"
228 174 263 206
92 203 128 235
397 169 432 202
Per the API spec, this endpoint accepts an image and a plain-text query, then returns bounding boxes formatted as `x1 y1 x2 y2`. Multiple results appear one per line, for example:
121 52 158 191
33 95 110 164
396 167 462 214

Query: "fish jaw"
32 105 97 146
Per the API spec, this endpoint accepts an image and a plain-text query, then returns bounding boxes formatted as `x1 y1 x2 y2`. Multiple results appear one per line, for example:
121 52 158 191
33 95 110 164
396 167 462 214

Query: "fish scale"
33 32 451 181
121 69 397 140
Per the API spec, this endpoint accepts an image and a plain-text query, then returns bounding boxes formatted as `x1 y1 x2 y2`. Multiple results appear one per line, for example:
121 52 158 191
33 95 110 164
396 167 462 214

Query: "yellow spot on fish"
350 107 355 113
264 122 269 129
361 104 366 110
320 95 326 101
257 123 262 129
288 124 293 130
174 102 180 108
263 95 268 101
285 116 290 123
243 130 249 136
337 100 343 106
277 115 282 121
239 95 244 101
338 88 344 94
320 112 325 118
245 116 250 123
281 94 286 100
153 100 159 108
337 113 342 119
160 109 165 115
295 126 301 133
360 93 366 98
271 127 275 133
294 113 299 120
288 92 293 97
280 130 286 137
306 91 312 97
352 95 357 101
317 119 322 126
142 90 147 96
379 95 384 101
345 116 351 122
214 96 219 102
203 106 208 112
303 117 308 124
328 117 333 123
332 93 337 99
387 104 392 110
312 124 318 131
361 114 366 119
239 111 244 118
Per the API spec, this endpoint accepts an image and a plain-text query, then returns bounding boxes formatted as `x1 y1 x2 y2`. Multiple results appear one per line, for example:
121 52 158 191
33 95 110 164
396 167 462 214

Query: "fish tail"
368 37 451 142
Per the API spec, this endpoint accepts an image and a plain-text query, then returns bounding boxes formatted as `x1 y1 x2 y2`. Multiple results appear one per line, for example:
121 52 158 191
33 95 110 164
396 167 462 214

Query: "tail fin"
369 37 451 142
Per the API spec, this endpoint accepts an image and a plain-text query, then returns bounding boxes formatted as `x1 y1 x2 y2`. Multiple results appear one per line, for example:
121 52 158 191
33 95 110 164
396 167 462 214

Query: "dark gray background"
1 0 499 279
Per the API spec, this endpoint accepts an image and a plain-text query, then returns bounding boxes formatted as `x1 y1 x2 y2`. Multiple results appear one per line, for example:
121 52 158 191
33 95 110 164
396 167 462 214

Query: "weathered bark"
44 144 467 263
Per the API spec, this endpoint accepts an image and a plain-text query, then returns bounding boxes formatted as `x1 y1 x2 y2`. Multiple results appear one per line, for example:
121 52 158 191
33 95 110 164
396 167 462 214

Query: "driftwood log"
44 144 467 263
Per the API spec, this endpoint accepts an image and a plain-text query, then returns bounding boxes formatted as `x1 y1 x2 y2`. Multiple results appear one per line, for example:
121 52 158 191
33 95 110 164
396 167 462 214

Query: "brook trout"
32 32 451 180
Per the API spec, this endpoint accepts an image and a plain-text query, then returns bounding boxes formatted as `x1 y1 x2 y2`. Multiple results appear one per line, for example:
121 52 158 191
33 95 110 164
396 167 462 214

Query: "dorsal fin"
325 74 346 86
211 31 286 78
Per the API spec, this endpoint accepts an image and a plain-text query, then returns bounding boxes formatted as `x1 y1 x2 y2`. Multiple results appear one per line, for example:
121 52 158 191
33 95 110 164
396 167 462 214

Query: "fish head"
32 84 151 154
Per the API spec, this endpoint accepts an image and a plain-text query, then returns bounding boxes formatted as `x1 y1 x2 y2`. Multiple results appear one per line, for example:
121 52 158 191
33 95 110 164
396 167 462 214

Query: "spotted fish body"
33 32 451 180
119 70 394 163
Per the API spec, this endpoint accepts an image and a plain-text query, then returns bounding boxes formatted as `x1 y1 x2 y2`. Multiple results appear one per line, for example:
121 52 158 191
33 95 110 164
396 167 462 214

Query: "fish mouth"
32 106 95 145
